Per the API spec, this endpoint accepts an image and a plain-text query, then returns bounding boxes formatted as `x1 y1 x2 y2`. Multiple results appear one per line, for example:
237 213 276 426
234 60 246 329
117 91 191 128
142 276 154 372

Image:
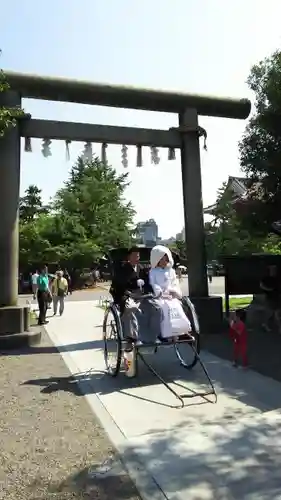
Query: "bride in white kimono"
149 245 191 339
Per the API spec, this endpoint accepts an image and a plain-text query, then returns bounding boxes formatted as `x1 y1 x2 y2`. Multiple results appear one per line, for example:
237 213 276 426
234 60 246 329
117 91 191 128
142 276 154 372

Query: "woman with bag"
149 245 191 339
52 270 68 316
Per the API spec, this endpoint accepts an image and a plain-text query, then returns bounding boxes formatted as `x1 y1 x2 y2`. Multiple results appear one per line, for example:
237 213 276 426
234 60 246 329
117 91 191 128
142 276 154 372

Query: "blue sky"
2 0 281 237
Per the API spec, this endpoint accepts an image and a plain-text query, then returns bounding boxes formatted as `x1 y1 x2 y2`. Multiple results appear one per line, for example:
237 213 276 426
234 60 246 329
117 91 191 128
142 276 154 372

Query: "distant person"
229 309 248 368
31 270 39 300
260 265 280 301
260 265 281 333
47 275 55 309
64 269 72 295
52 270 68 316
207 265 214 284
19 273 24 294
176 266 182 280
37 265 50 325
92 269 98 286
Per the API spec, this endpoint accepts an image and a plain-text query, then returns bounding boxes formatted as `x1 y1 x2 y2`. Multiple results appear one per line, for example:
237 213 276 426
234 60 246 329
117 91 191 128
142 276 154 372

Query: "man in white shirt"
31 270 39 299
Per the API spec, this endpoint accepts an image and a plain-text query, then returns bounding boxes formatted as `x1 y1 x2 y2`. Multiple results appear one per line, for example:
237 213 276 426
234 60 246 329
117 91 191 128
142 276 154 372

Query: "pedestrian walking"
207 265 214 284
52 270 68 316
92 269 98 286
37 265 50 325
64 268 72 295
31 270 39 299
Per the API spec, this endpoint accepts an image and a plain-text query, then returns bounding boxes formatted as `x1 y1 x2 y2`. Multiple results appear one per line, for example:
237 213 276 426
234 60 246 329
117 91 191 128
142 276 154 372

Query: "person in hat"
110 247 162 342
51 270 68 316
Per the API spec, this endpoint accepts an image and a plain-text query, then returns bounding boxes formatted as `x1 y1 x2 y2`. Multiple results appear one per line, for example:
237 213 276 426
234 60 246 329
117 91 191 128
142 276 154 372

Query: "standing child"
229 309 248 368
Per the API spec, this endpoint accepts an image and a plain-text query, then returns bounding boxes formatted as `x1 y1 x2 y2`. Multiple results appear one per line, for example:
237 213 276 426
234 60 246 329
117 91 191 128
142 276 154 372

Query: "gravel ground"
0 329 141 500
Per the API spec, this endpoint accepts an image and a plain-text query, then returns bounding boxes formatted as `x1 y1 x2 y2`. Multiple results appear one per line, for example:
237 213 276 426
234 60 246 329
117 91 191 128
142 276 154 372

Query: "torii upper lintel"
5 70 251 119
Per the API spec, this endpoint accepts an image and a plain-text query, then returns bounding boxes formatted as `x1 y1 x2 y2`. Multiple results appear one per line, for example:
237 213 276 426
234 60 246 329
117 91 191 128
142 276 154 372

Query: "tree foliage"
0 50 24 137
238 50 281 235
19 184 50 222
168 240 187 263
54 157 135 249
174 240 186 260
261 234 281 255
205 50 281 258
19 156 135 270
204 182 263 260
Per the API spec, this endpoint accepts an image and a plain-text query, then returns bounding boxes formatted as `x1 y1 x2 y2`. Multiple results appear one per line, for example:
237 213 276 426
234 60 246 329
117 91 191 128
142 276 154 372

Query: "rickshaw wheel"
174 330 200 370
103 303 122 377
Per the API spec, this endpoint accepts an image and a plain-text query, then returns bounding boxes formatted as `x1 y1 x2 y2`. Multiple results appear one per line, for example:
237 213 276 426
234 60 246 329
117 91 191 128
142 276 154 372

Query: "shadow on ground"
122 413 281 498
23 342 281 414
28 464 141 500
0 338 104 355
26 398 281 499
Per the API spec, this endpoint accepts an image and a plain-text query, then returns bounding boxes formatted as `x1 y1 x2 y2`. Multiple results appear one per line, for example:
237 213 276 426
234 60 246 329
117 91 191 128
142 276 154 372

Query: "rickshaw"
102 246 217 407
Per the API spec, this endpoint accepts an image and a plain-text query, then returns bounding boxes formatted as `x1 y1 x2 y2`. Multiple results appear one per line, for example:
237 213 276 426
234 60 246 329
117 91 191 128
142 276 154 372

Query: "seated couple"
110 245 191 343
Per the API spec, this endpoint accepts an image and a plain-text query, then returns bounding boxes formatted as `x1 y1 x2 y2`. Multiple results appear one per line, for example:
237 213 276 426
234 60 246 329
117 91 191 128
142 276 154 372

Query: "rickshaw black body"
103 246 216 407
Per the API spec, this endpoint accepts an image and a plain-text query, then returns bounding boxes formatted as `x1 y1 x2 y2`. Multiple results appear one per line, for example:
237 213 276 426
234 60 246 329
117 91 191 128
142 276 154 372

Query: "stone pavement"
41 299 281 500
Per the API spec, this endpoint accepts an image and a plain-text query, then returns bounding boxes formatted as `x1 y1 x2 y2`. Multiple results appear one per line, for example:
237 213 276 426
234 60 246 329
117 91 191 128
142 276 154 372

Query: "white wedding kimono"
149 245 191 338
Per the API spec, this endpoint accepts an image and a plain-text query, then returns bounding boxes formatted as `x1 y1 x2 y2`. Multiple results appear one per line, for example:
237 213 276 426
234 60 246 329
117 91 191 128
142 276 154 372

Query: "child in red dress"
229 309 248 368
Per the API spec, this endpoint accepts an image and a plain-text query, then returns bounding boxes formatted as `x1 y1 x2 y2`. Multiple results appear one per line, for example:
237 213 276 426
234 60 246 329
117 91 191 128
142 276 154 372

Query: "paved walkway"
43 300 281 500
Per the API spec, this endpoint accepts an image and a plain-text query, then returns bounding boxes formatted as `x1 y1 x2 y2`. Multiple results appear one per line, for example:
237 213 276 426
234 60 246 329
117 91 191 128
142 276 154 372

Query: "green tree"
54 156 135 250
0 50 24 137
205 182 262 258
19 186 51 269
19 185 50 223
19 157 136 271
238 50 281 236
175 240 186 260
261 234 281 255
19 216 51 269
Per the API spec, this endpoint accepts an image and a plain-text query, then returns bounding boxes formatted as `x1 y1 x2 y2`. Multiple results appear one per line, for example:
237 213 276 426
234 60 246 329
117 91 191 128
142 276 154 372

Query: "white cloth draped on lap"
149 245 191 337
158 297 192 338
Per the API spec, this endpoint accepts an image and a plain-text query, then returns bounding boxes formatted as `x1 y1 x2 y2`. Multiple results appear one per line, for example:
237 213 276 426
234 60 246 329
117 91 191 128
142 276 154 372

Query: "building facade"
204 176 249 216
176 228 185 241
135 219 159 246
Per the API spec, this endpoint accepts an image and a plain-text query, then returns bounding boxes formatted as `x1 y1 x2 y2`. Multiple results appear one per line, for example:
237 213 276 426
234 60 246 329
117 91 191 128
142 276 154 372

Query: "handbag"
57 287 65 297
160 298 191 338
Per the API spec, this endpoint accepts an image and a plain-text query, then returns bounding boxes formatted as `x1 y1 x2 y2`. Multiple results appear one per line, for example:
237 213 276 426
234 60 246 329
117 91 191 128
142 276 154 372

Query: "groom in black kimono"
110 247 149 312
110 247 162 342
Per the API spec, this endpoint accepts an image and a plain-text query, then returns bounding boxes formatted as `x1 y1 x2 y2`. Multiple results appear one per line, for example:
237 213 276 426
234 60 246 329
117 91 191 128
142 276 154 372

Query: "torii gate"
0 71 251 346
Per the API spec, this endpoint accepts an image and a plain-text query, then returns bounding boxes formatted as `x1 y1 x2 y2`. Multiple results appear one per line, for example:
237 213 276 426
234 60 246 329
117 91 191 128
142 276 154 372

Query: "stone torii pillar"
0 91 21 308
0 71 251 345
178 108 216 331
0 91 33 346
